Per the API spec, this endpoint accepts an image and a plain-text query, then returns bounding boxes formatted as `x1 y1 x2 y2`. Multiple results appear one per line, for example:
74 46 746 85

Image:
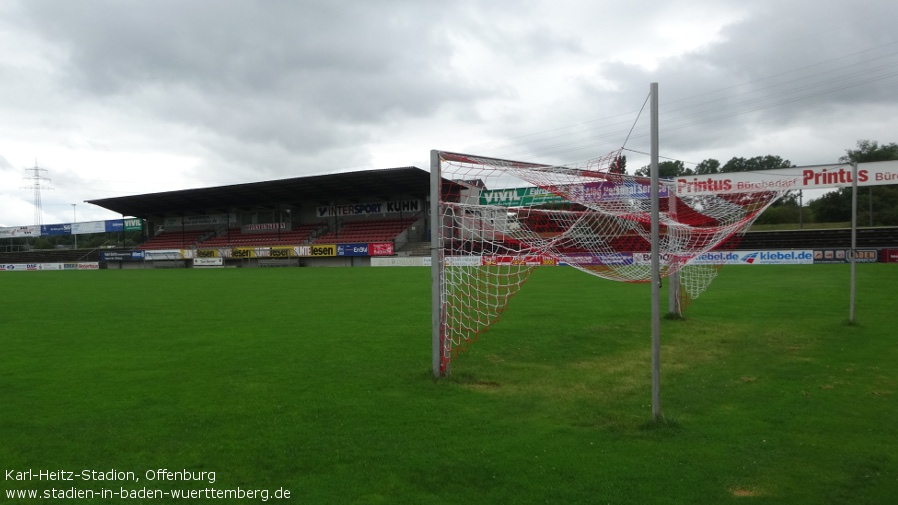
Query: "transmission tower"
23 162 53 227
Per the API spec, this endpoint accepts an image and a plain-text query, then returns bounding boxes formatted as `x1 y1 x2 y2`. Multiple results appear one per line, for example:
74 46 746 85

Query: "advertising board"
674 160 898 196
316 200 421 217
0 262 99 271
193 257 224 267
812 249 878 264
336 243 369 256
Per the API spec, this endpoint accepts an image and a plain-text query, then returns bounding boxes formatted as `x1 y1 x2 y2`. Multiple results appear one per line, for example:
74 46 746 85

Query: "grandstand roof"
86 167 432 217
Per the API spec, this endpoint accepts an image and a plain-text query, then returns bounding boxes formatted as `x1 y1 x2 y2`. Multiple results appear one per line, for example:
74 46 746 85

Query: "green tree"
809 188 852 223
634 160 692 178
721 155 793 172
842 140 898 226
840 140 898 164
695 158 721 174
754 191 809 225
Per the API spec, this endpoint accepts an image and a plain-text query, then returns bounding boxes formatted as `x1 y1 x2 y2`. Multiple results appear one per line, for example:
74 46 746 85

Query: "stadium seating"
607 234 651 253
313 218 418 243
198 223 324 247
140 229 209 249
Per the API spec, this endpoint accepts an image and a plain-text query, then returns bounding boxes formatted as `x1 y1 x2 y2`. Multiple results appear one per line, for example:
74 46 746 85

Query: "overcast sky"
2 0 897 226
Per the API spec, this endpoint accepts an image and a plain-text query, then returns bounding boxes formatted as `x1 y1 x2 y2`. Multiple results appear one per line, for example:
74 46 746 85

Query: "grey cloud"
19 1 482 114
555 0 898 164
4 0 898 192
14 0 490 169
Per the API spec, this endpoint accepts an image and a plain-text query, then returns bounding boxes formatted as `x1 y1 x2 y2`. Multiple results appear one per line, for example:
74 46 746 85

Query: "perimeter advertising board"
293 243 393 257
674 160 898 196
3 219 141 238
143 250 191 260
482 255 557 266
372 257 431 267
0 262 99 271
193 257 224 267
684 249 879 265
0 263 39 271
105 218 143 232
373 256 478 267
687 250 814 265
41 223 72 236
72 221 107 235
0 226 39 238
569 180 669 202
101 251 145 261
479 187 567 206
812 249 878 264
231 247 290 259
883 249 898 263
254 245 339 257
478 182 669 207
557 253 634 266
337 243 369 256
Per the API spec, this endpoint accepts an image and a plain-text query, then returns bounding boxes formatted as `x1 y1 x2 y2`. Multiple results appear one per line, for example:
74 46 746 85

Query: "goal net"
431 149 788 376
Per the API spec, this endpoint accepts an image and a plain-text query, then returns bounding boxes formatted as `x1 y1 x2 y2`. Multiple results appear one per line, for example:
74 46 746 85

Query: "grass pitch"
1 265 897 504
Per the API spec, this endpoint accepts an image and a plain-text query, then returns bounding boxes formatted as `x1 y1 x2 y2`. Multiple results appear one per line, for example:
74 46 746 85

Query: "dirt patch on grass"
468 380 501 390
730 487 762 497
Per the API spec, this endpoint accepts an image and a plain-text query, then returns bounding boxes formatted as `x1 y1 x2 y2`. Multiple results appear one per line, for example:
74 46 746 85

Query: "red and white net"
435 150 787 372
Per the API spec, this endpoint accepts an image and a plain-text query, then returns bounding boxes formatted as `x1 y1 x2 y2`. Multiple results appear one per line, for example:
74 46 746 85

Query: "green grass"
1 266 897 504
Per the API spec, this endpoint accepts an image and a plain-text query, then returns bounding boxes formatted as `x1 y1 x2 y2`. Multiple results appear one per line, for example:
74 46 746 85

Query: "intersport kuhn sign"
674 160 898 196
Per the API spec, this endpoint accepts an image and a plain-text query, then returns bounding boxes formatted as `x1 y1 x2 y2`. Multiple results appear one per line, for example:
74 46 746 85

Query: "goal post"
430 148 791 378
430 150 556 378
430 149 441 378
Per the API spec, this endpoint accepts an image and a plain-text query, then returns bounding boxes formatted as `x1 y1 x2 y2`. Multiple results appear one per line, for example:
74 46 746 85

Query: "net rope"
436 149 788 371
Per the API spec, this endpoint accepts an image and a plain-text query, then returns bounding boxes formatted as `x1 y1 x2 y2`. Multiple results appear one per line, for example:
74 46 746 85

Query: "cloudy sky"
2 0 897 226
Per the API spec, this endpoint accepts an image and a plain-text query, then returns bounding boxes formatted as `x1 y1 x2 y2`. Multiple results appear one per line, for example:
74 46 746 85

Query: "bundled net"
434 150 789 374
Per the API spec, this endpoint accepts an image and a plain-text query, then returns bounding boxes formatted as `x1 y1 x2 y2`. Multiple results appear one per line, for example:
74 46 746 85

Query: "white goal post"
428 148 797 378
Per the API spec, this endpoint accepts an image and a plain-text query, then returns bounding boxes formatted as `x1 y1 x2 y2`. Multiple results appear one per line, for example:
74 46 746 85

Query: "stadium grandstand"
2 165 898 269
0 167 438 269
87 167 438 268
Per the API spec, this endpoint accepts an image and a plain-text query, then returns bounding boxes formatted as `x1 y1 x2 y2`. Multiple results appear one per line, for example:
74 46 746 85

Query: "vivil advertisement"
105 218 143 232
